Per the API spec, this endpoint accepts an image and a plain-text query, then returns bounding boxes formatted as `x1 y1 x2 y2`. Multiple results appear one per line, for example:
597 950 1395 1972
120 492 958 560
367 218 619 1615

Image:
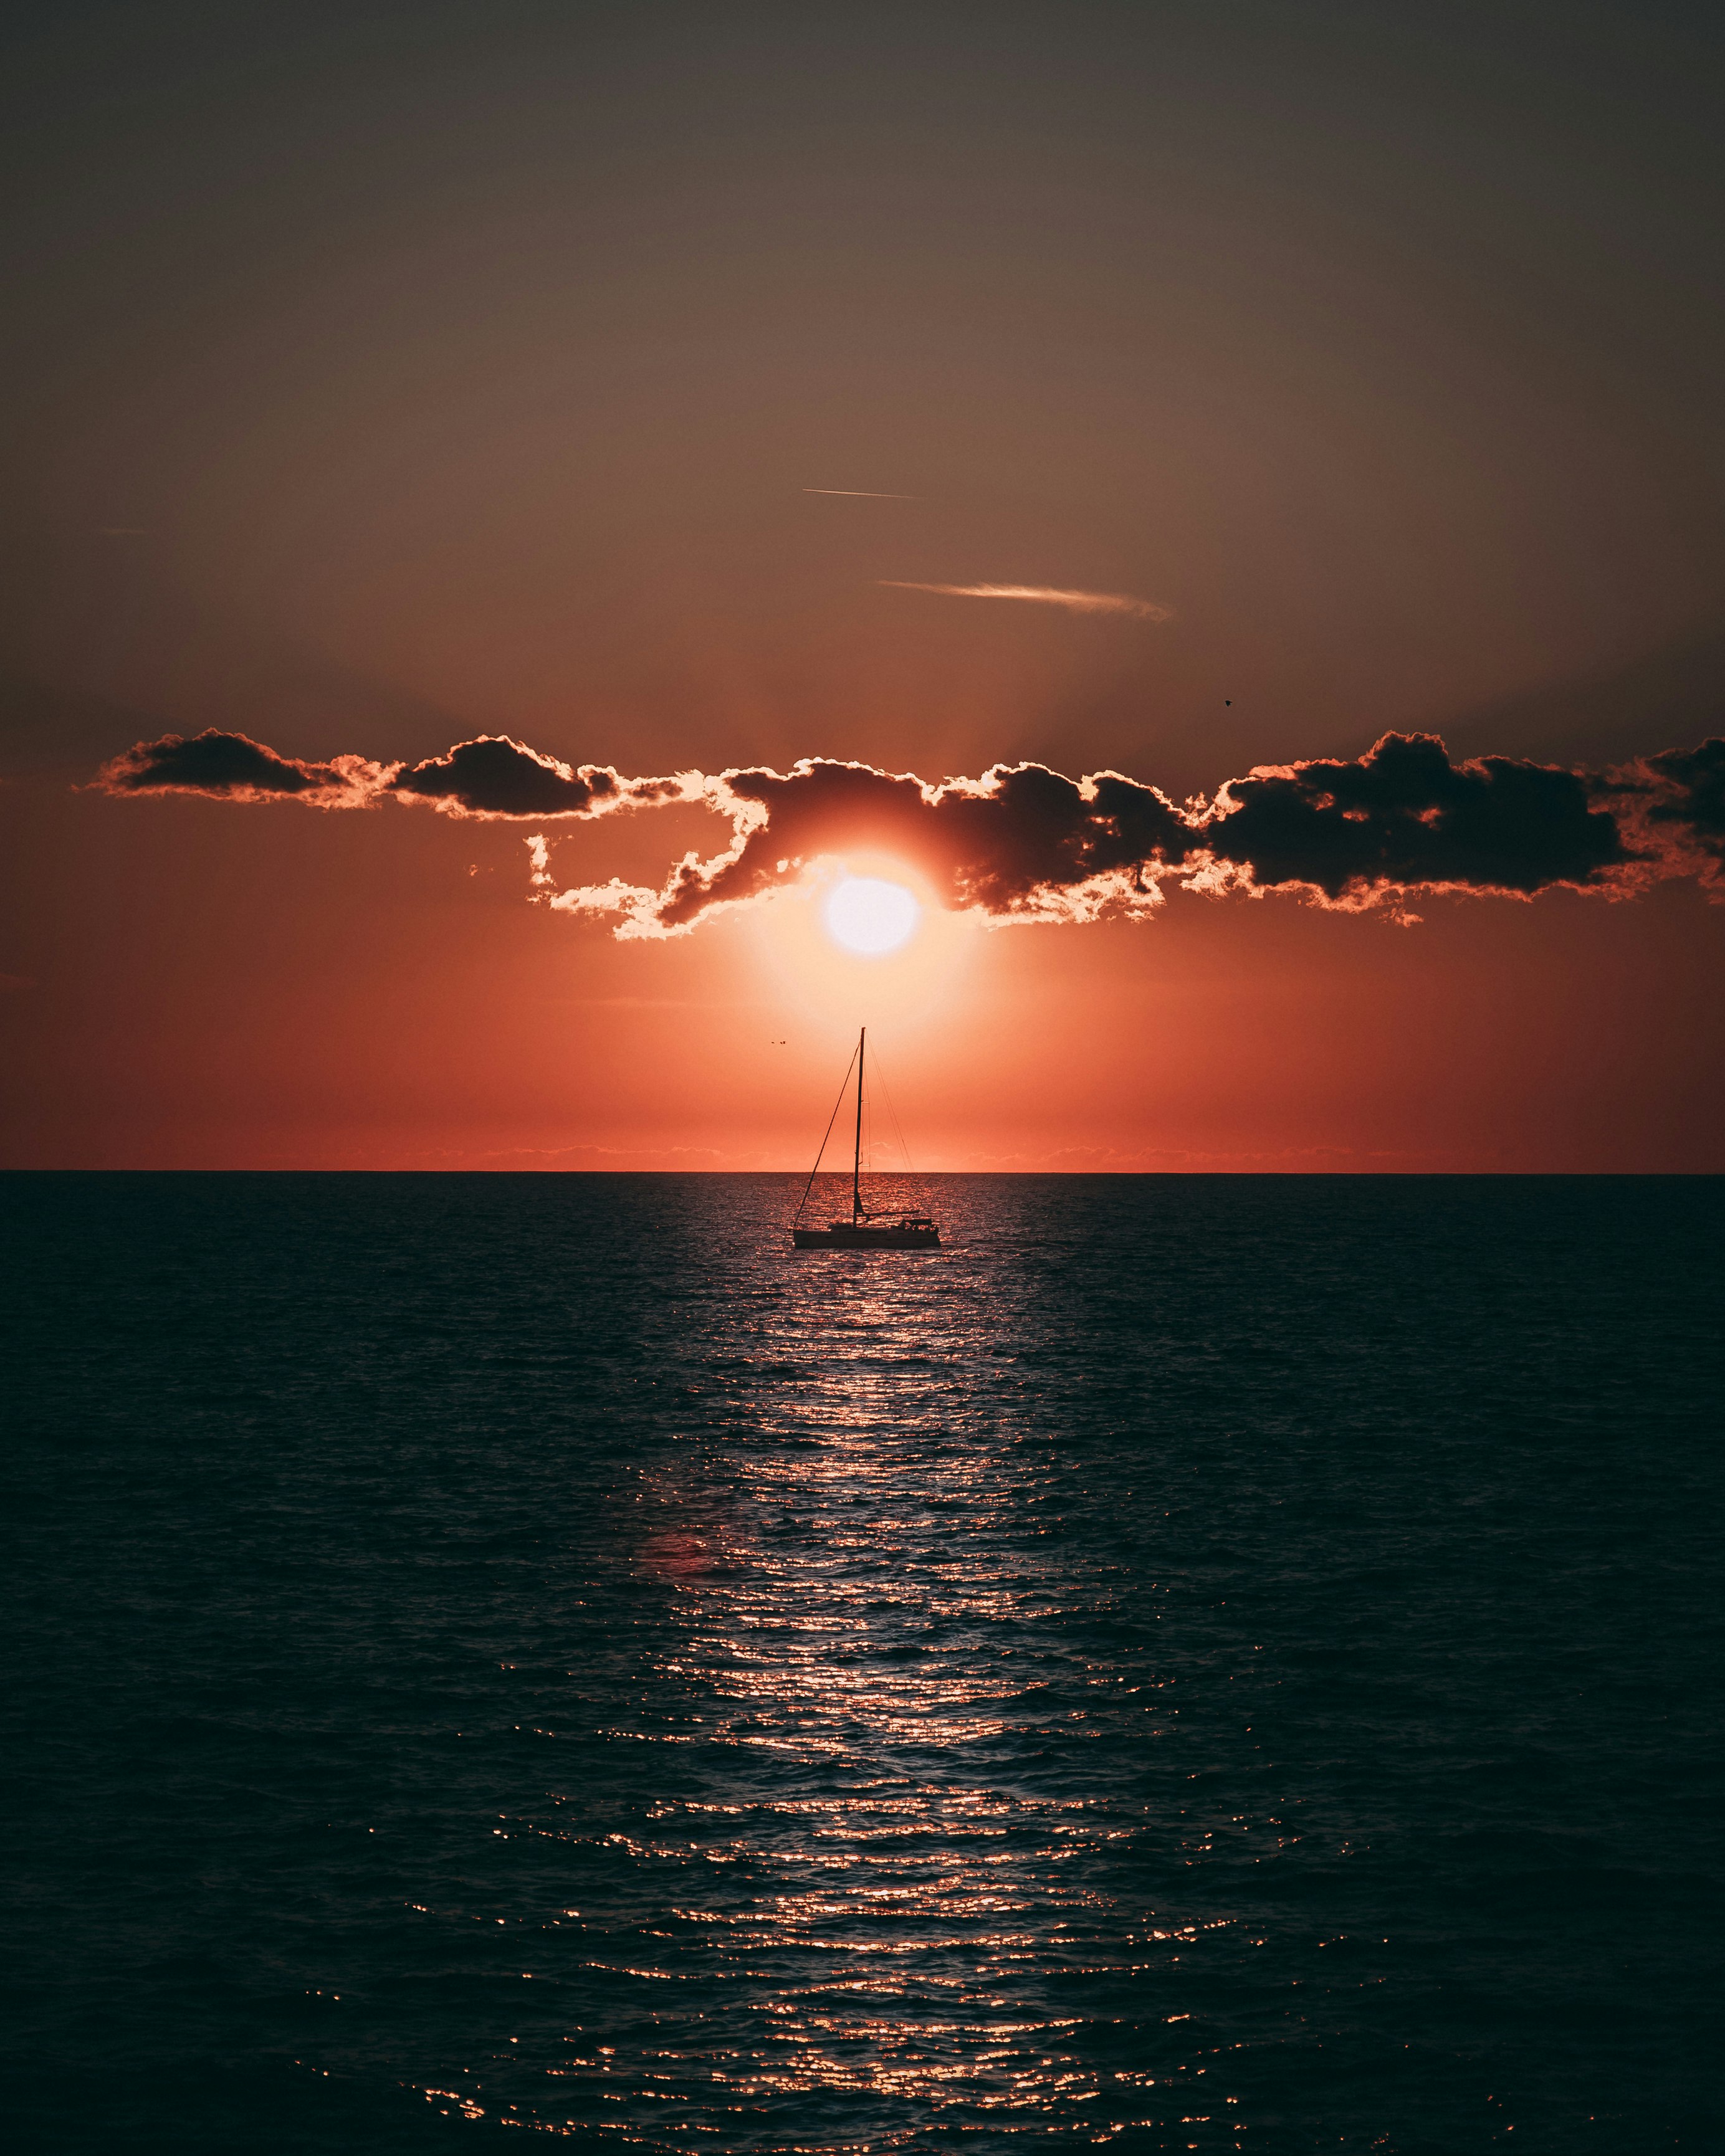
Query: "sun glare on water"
823 877 921 956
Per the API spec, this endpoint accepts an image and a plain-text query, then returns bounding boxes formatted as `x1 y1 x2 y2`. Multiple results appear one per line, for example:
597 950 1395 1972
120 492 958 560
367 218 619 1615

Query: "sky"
2 0 1723 1170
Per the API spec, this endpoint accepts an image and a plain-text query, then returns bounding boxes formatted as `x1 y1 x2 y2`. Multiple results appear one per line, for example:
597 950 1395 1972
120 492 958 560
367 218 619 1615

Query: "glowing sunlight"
824 877 921 956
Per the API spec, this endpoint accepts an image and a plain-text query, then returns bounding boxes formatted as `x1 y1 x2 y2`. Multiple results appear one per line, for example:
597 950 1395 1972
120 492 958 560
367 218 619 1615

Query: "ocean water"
4 1172 1721 2155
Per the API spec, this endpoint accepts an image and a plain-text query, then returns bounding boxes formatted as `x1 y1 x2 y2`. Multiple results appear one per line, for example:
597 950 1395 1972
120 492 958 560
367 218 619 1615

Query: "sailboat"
791 1029 940 1249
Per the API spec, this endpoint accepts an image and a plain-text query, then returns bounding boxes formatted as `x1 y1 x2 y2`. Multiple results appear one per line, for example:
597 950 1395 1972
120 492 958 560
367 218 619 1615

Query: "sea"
4 1173 1721 2155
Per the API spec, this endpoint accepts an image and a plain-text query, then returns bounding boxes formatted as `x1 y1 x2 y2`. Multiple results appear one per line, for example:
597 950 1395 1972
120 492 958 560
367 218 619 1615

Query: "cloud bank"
95 728 389 804
95 729 690 819
93 725 1724 937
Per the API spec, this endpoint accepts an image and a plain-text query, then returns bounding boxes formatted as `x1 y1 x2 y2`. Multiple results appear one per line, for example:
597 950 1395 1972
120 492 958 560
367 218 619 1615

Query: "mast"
852 1027 866 1221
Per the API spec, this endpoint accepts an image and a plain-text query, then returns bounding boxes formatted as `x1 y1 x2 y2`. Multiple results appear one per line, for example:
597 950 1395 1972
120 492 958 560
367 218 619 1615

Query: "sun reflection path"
449 1181 1247 2151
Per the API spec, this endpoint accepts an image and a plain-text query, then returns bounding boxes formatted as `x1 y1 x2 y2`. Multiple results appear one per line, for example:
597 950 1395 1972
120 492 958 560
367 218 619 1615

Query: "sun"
824 876 921 956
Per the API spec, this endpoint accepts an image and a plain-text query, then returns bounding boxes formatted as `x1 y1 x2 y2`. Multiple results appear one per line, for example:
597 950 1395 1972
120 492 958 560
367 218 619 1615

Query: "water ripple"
6 1171 1721 2152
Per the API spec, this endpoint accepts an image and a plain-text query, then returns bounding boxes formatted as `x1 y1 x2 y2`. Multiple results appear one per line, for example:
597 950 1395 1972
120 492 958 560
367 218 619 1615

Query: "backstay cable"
793 1043 860 1222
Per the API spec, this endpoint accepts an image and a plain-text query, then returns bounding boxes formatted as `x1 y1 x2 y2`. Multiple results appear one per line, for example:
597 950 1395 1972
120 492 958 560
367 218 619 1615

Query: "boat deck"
793 1218 940 1249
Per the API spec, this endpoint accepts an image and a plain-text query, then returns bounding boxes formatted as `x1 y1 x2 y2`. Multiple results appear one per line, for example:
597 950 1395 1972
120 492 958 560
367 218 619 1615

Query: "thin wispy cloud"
804 487 917 498
880 581 1174 621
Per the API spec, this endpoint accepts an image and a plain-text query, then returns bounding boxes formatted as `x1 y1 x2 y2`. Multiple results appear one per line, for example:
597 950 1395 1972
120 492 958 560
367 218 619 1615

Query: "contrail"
881 581 1173 622
804 488 917 498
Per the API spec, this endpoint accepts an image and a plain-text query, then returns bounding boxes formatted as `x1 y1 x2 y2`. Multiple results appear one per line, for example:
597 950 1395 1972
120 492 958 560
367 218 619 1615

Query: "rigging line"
794 1042 859 1222
871 1047 914 1176
863 1052 882 1175
853 1043 911 1219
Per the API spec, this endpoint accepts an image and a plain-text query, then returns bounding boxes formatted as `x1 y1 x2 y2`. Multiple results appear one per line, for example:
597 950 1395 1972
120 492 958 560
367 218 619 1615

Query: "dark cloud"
648 759 1192 928
388 735 626 818
1204 732 1637 902
93 724 1725 935
561 737 1648 937
93 728 380 801
92 728 665 822
1635 737 1725 877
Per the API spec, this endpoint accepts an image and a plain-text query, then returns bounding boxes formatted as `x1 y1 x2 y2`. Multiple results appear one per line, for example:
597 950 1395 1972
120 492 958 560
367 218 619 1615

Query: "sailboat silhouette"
791 1029 940 1249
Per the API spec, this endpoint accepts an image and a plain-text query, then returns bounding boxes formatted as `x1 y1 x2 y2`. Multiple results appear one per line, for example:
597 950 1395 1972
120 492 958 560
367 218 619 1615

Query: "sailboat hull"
793 1224 940 1249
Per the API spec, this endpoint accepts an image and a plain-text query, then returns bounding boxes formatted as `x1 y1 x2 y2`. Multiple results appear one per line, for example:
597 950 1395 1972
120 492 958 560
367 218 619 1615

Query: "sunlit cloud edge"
89 727 1725 940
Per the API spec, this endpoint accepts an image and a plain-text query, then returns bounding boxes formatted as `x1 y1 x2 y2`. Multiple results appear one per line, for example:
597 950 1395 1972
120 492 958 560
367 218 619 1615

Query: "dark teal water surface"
4 1173 1721 2154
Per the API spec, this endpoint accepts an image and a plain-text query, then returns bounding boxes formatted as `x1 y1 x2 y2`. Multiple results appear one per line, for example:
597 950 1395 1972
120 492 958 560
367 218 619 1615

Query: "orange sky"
6 774 1721 1171
3 2 1723 1170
